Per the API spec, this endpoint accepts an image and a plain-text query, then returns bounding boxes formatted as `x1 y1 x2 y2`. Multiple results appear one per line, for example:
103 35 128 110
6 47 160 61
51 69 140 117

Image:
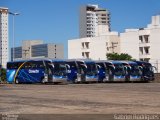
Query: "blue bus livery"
102 61 126 82
66 59 98 83
52 59 68 83
134 61 155 81
95 61 109 82
121 61 142 82
7 59 53 84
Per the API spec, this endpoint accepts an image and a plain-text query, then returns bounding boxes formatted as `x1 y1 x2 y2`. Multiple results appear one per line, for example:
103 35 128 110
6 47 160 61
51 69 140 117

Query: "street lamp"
9 12 20 61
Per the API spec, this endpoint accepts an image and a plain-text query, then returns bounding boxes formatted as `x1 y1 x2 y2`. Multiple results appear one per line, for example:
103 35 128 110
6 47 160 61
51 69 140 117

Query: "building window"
82 52 84 57
82 42 84 48
139 36 143 43
144 47 150 55
85 52 90 58
144 35 149 43
139 47 143 55
102 14 106 16
85 42 89 49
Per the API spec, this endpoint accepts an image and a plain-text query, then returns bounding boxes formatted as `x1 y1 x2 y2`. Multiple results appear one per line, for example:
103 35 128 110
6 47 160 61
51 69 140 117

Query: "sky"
1 0 160 59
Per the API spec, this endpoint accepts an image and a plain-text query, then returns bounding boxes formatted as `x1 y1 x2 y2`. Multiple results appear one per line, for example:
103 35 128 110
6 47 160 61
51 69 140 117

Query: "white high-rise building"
0 7 8 68
79 4 110 38
68 4 118 60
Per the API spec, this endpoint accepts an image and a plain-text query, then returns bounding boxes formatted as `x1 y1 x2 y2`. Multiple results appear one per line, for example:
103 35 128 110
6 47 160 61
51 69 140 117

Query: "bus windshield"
85 63 97 76
113 64 125 76
130 64 141 76
53 62 67 76
143 65 153 74
7 62 23 69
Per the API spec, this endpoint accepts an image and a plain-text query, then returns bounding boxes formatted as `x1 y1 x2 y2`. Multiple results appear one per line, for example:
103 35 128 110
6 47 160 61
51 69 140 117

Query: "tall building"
68 4 118 60
0 7 8 68
11 40 64 61
120 15 160 72
79 4 110 38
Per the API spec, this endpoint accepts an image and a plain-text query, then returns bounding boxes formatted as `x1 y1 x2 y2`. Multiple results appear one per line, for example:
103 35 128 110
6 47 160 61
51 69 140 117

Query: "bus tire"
41 78 46 84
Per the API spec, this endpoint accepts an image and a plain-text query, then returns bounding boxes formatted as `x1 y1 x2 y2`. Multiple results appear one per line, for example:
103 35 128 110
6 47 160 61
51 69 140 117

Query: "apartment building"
68 32 120 60
80 4 110 38
11 40 64 61
120 15 160 72
0 7 8 68
68 4 119 60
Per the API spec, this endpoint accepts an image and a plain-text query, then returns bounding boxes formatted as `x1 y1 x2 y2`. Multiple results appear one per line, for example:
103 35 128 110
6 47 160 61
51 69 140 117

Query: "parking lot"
0 83 160 114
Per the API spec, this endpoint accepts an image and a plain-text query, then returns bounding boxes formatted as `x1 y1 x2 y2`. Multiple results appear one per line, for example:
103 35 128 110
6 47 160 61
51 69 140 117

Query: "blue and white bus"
66 59 98 83
134 61 155 82
6 59 54 84
51 59 68 83
102 61 126 82
95 61 109 82
121 61 142 82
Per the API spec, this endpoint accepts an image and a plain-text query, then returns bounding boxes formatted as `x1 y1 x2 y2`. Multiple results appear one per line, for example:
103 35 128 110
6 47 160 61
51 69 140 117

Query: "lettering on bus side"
28 69 40 73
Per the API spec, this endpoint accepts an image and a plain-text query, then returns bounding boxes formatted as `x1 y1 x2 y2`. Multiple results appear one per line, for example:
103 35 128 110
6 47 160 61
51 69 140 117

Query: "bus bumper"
129 77 141 81
113 76 125 82
85 77 98 82
143 76 154 81
52 77 67 83
103 76 109 82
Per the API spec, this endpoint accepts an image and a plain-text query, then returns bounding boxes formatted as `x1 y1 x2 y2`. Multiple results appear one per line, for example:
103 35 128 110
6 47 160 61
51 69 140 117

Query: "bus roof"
52 59 66 62
134 61 152 66
120 61 136 64
7 58 52 63
95 60 123 64
67 59 94 63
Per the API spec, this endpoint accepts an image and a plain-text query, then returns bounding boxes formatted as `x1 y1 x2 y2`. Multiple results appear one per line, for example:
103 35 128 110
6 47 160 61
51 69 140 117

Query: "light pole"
9 12 20 61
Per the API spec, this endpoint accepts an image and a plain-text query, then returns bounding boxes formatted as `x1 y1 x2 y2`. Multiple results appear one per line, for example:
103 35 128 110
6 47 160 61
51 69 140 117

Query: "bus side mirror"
138 66 143 70
80 64 87 69
124 66 127 70
96 65 101 69
152 66 157 73
65 64 70 70
109 65 115 69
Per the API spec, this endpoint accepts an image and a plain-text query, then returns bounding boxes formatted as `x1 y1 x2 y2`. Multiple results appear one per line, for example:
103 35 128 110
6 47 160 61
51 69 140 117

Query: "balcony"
139 53 151 59
139 42 151 47
81 48 90 53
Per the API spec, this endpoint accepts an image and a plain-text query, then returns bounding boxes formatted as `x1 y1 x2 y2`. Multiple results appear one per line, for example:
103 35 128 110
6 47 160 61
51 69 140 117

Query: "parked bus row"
6 59 155 84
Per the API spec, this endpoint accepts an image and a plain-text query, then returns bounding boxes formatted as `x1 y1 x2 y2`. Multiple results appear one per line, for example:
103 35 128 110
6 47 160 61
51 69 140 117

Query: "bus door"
45 61 54 83
66 61 78 83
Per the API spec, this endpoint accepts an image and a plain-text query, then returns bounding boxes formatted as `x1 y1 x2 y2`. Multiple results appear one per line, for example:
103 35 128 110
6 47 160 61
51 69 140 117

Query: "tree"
0 68 6 83
106 53 133 60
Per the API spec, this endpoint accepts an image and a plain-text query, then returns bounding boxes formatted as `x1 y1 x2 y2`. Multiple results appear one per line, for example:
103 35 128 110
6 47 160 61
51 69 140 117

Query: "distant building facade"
120 15 160 72
68 32 120 60
0 7 8 68
79 4 110 38
11 40 64 61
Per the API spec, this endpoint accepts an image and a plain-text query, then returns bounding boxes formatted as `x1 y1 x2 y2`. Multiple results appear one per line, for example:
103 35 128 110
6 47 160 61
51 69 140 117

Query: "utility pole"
107 42 118 53
0 65 1 82
156 60 159 73
9 12 20 61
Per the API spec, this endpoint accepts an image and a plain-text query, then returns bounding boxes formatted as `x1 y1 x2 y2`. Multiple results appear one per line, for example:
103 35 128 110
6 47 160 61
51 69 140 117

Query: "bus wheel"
15 78 19 84
41 78 46 84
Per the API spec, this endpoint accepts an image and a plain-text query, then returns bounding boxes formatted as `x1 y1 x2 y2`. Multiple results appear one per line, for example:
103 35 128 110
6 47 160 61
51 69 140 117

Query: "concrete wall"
55 44 64 59
154 73 160 83
68 34 120 60
120 29 139 60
